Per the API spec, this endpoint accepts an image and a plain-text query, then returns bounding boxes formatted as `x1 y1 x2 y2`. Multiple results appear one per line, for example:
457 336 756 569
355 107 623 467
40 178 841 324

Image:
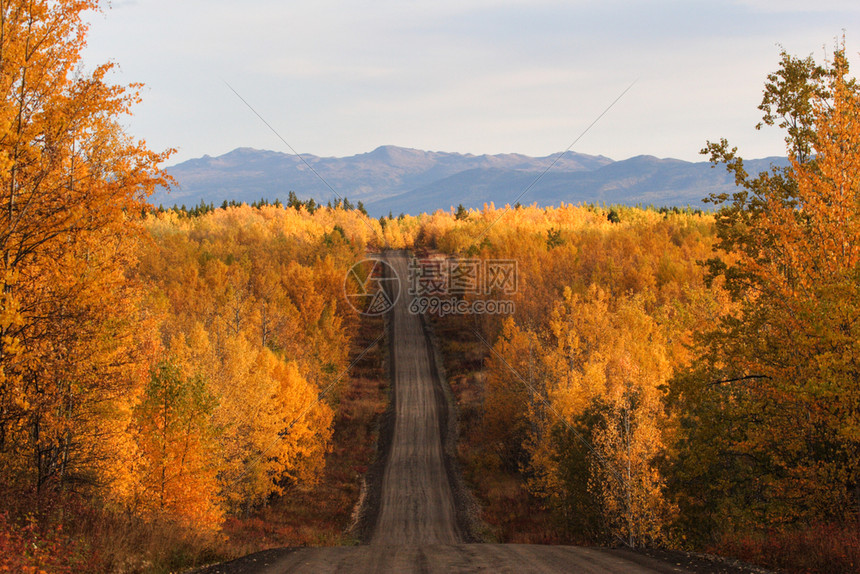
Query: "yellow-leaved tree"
137 205 353 517
130 360 222 530
0 0 170 493
672 44 860 538
535 288 675 547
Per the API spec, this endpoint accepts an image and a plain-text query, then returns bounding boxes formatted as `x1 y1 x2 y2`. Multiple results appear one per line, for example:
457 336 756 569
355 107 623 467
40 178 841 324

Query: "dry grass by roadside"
0 487 223 574
710 523 860 574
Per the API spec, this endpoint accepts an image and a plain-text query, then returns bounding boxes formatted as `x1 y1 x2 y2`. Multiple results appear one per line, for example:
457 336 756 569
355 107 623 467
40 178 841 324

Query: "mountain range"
157 145 787 217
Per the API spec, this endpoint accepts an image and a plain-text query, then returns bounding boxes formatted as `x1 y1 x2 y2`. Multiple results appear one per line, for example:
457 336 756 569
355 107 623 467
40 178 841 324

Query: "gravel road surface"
368 252 460 545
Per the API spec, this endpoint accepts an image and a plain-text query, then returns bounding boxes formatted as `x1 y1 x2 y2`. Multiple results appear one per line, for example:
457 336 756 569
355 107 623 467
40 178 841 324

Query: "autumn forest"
2 1 860 573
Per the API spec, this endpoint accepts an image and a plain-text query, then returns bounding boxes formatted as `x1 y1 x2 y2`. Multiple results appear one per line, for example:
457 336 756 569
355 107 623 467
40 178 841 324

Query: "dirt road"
368 252 460 545
195 544 713 573
195 252 745 573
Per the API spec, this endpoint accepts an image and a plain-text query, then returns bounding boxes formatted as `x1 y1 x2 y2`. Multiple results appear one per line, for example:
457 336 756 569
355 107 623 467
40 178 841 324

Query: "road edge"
349 253 398 544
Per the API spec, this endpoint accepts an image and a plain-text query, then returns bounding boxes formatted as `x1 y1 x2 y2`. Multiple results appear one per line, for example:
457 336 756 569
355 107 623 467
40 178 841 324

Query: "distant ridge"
157 146 787 216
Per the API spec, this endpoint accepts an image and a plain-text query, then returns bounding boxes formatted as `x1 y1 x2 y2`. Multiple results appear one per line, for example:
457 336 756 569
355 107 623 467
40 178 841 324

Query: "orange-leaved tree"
130 360 222 529
138 206 355 514
535 287 675 547
0 0 171 492
671 44 860 537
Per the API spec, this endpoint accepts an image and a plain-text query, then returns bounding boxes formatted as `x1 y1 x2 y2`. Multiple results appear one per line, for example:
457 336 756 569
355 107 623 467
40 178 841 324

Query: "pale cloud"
734 0 860 13
82 1 860 164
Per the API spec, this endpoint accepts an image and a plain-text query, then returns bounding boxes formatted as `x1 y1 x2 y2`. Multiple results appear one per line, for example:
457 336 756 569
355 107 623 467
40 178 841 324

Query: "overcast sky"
82 1 859 165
